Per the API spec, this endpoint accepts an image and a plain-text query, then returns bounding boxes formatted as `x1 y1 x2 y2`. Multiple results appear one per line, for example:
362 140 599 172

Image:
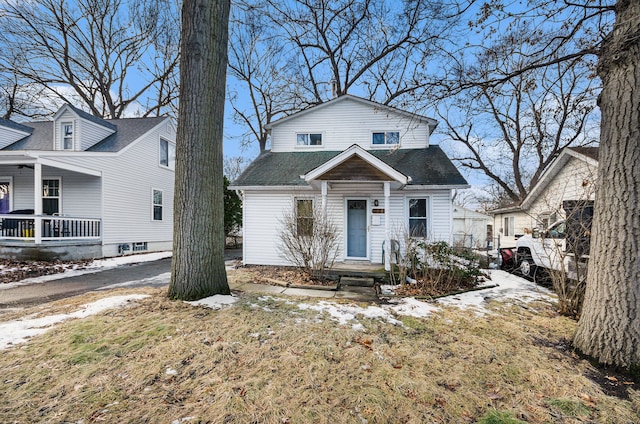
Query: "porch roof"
0 155 101 176
231 146 468 188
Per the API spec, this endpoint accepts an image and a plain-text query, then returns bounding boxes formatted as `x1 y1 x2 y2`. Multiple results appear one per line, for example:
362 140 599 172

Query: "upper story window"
297 133 322 146
62 122 74 150
159 138 176 170
372 131 399 146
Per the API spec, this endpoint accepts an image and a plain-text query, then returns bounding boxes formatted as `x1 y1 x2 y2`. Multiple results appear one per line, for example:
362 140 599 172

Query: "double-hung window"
42 179 61 215
372 131 400 146
152 189 163 221
297 133 322 146
62 123 74 150
296 198 313 236
159 138 176 170
408 198 428 238
503 216 515 237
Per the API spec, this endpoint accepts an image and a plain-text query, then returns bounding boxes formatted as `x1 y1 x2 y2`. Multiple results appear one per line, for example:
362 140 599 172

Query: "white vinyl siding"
270 97 429 152
0 126 31 149
243 191 297 265
241 186 454 266
39 120 175 245
527 156 597 227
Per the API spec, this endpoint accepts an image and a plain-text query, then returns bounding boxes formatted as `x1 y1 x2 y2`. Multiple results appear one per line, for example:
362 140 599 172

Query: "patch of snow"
0 294 149 350
165 368 178 375
387 297 439 318
298 301 403 327
186 295 238 310
172 417 196 424
436 270 554 315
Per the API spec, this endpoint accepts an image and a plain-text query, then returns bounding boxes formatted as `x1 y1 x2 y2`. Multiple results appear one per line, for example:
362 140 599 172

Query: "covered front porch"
302 145 409 271
0 153 102 246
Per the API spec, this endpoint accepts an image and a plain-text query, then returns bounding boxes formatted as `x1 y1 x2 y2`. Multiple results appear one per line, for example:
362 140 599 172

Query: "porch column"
34 162 42 244
321 180 328 215
384 182 391 271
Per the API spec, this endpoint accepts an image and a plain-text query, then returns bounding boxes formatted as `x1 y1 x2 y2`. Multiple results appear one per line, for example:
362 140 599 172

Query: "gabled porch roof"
302 144 408 186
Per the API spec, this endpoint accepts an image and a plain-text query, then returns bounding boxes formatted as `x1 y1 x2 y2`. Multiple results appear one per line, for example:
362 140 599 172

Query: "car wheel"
518 256 536 280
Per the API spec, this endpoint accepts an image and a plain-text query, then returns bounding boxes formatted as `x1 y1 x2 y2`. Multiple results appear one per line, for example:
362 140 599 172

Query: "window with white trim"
296 198 313 236
408 198 428 237
503 216 515 236
296 133 322 146
42 178 61 215
372 131 399 145
62 122 74 150
159 138 176 170
152 189 163 221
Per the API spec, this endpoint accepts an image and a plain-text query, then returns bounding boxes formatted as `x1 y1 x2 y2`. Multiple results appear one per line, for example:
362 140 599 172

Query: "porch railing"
0 214 101 243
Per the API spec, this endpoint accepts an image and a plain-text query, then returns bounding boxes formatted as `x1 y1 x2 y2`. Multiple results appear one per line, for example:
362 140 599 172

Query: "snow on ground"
0 268 555 348
0 251 173 290
435 269 554 314
0 294 149 350
186 295 238 309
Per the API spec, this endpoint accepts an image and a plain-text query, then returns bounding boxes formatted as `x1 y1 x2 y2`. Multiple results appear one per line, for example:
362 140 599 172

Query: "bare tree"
168 0 230 300
438 27 599 206
573 0 640 371
459 0 639 371
228 0 461 152
0 0 180 119
278 202 340 281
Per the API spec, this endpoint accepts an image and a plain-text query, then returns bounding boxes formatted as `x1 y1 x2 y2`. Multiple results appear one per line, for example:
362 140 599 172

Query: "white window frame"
407 196 430 238
503 216 515 237
371 131 400 147
42 177 62 215
159 138 176 170
296 132 323 147
152 188 163 221
295 197 314 236
62 122 74 150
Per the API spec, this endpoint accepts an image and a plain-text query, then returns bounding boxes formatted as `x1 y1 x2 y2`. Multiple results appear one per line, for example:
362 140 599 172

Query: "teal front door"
347 200 367 257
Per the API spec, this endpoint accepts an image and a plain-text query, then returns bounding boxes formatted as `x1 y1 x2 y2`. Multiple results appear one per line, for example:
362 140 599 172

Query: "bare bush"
278 204 340 281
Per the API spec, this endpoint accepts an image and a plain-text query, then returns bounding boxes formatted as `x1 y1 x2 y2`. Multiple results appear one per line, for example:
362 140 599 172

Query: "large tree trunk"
573 0 640 370
168 0 231 300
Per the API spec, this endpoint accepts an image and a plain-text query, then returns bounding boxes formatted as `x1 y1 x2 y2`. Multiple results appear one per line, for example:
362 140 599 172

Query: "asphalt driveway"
0 249 242 308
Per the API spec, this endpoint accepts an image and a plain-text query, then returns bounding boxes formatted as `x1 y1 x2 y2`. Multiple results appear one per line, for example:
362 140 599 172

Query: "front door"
347 199 367 258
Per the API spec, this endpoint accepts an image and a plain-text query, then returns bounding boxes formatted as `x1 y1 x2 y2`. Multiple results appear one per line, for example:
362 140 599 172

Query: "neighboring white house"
230 94 469 270
0 104 176 260
490 146 599 247
452 206 492 249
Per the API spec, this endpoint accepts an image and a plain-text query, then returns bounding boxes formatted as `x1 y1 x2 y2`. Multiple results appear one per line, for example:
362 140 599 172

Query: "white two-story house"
231 94 469 269
0 104 176 260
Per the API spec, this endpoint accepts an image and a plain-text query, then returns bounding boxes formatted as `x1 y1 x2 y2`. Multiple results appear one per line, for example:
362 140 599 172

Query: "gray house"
0 104 176 260
231 95 469 269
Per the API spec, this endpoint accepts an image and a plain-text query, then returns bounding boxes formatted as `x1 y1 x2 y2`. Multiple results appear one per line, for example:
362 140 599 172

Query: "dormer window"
297 133 322 146
372 131 399 146
62 122 74 150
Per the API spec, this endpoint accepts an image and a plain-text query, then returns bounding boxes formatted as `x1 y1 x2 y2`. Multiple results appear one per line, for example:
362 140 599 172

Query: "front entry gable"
303 144 407 185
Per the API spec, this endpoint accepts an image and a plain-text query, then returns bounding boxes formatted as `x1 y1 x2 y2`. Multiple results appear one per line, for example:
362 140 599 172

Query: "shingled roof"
2 116 168 152
232 146 468 187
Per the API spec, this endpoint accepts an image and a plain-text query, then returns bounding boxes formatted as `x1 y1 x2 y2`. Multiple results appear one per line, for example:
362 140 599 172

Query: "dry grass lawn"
0 286 638 423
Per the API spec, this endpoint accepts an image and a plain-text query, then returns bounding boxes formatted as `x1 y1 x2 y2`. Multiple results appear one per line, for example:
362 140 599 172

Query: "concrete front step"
340 276 375 287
